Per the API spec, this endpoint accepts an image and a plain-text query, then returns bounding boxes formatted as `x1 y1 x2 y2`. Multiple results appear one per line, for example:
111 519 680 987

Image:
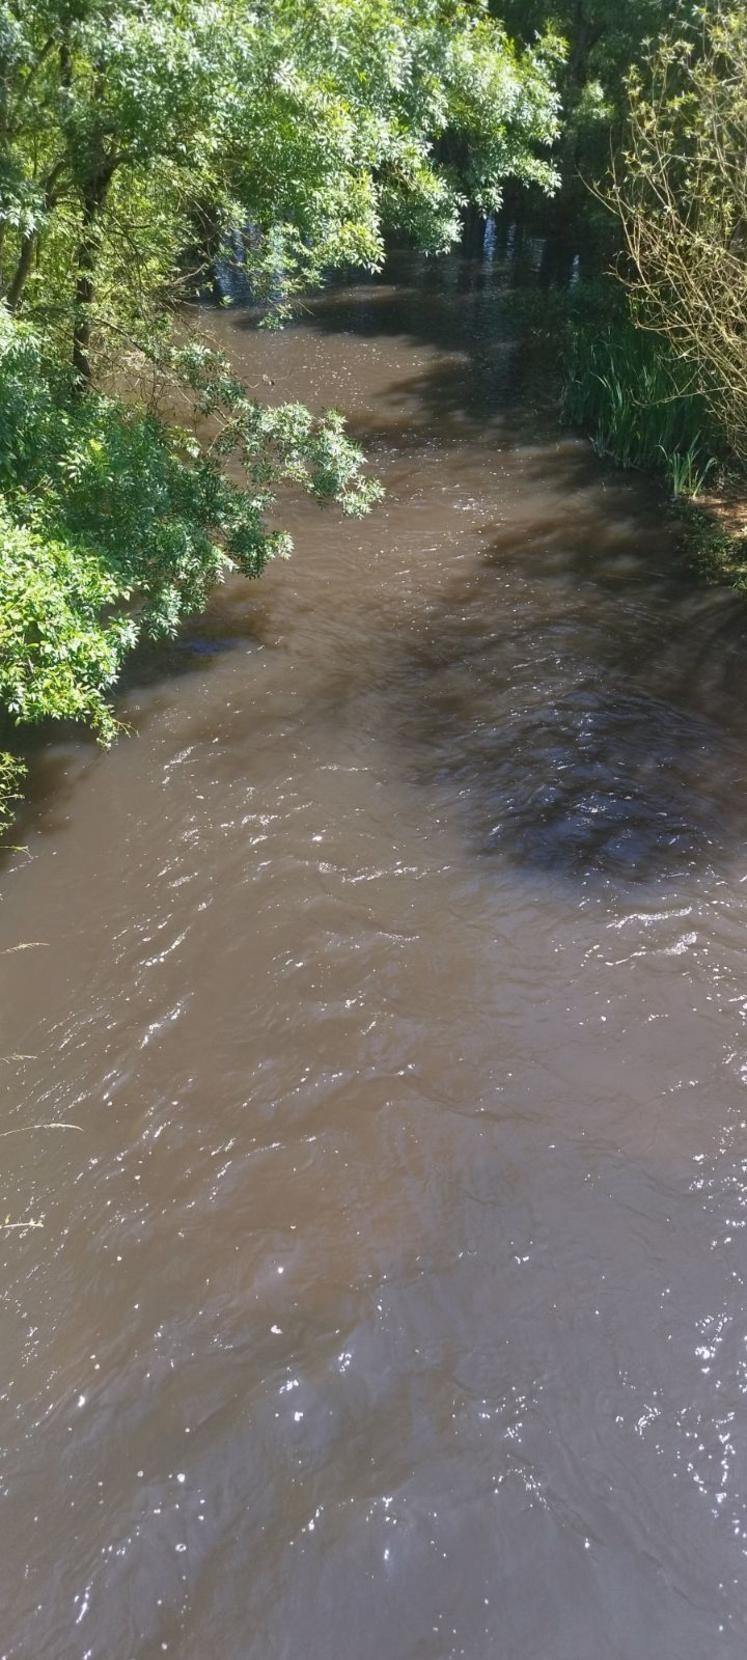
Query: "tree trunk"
72 164 114 386
565 3 604 96
5 158 67 311
460 200 486 256
6 233 36 309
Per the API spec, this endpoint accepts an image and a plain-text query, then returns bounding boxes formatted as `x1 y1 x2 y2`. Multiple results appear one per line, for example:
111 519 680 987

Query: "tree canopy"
491 0 676 207
0 0 562 358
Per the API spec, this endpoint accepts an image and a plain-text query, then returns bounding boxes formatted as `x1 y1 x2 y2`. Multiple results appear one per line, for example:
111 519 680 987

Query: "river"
2 246 747 1659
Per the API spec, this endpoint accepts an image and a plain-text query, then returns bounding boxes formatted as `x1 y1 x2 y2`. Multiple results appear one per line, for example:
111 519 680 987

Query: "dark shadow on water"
117 589 269 704
0 742 95 866
387 451 747 889
224 248 556 439
115 244 747 892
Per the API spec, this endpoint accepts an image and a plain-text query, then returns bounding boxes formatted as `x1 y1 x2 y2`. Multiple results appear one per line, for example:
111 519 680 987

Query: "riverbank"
679 489 747 590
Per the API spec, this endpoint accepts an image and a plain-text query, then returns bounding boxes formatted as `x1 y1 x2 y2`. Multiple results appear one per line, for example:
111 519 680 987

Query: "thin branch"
0 1122 82 1137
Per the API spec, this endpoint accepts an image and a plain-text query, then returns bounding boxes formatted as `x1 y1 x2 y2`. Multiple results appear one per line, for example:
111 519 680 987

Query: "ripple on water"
2 253 747 1658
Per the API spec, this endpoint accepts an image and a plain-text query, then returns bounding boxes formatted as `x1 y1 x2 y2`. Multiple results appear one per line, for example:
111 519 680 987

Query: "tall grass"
561 320 722 496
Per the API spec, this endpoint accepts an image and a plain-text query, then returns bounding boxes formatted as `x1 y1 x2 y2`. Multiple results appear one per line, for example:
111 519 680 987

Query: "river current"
2 248 747 1658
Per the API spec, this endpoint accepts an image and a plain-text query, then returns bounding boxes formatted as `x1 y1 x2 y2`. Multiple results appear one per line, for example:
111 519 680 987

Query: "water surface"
2 251 747 1659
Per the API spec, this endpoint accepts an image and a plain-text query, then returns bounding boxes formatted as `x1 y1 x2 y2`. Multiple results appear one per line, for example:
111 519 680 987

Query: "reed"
561 320 722 496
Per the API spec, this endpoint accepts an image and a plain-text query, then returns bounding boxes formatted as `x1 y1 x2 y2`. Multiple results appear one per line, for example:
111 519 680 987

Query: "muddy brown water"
3 250 747 1659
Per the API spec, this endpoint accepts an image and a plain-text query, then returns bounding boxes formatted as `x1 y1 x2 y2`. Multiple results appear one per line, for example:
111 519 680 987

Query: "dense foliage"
0 0 563 824
0 0 562 355
491 0 673 213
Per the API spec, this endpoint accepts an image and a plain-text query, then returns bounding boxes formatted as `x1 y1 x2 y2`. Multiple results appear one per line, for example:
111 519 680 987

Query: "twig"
0 942 49 954
0 1122 82 1137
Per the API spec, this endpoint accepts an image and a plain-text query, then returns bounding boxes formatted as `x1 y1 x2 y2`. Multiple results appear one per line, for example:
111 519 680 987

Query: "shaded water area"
4 247 747 1658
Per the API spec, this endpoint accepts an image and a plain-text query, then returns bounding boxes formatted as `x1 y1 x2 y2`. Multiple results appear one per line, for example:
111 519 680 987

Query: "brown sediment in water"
2 248 747 1659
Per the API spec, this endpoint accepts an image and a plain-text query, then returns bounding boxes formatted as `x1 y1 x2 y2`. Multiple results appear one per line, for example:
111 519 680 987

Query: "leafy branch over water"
0 309 382 754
